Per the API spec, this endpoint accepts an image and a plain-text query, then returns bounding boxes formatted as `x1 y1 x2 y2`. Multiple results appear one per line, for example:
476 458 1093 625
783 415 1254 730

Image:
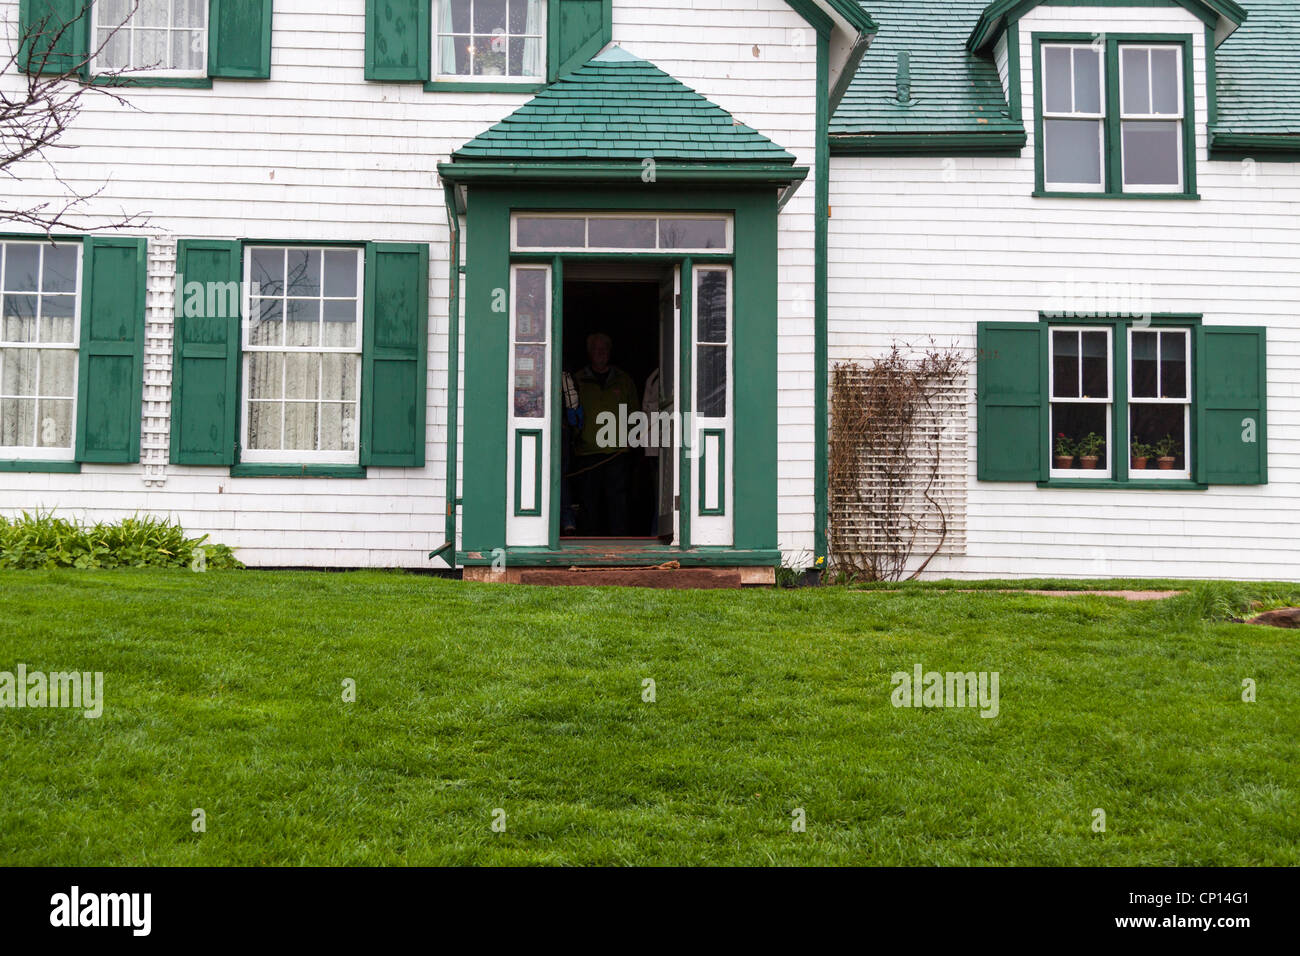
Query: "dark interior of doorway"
562 276 661 540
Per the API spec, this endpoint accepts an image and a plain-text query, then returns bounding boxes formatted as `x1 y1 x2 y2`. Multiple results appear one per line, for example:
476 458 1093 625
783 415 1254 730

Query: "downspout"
431 182 462 566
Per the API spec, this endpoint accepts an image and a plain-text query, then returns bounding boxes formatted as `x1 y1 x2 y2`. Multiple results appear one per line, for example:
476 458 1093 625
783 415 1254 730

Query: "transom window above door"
511 214 733 253
434 0 546 81
91 0 209 76
1034 34 1194 198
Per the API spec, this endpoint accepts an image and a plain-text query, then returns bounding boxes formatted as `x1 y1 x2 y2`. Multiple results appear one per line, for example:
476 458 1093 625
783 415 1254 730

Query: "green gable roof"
451 47 798 165
830 0 1025 152
1213 0 1300 146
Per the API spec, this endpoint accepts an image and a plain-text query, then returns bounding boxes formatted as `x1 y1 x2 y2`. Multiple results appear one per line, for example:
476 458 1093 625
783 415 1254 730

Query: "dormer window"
1034 34 1195 198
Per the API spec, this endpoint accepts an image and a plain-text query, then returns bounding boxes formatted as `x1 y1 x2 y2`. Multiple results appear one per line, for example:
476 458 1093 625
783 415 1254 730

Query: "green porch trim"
439 162 809 186
457 547 783 567
442 184 463 565
229 464 367 478
1209 132 1300 162
829 131 1027 156
0 459 81 473
513 429 544 517
814 28 830 571
698 428 726 517
969 0 1246 54
1030 32 1198 200
679 257 694 551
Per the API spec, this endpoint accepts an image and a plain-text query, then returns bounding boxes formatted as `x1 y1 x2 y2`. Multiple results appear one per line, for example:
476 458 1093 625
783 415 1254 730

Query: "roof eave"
1209 131 1300 162
829 130 1028 156
437 161 811 186
967 0 1247 54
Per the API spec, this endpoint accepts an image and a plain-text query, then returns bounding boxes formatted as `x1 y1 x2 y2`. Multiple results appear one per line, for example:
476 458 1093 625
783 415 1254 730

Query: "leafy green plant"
1054 433 1074 457
1076 432 1105 458
0 511 242 570
1153 434 1181 458
1130 441 1152 459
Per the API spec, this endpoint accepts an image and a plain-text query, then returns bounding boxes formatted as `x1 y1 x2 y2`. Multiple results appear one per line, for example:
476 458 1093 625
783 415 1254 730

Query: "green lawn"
0 570 1296 866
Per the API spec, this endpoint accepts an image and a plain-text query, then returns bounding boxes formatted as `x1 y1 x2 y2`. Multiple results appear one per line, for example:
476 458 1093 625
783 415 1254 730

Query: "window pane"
322 299 359 346
514 269 547 342
1051 403 1108 470
1 398 35 447
1081 331 1109 398
448 0 472 33
36 398 73 447
696 344 727 418
322 250 358 298
321 354 358 402
40 295 77 343
1052 331 1079 398
1131 331 1158 398
250 248 285 296
250 299 282 346
1073 49 1101 114
696 271 727 343
38 350 75 397
284 352 320 400
510 0 541 33
286 249 321 297
513 344 546 418
472 36 505 75
320 403 357 452
1044 47 1072 113
4 245 39 291
660 218 728 249
134 28 168 70
100 30 129 68
285 298 320 347
247 353 282 400
1131 404 1186 470
474 0 507 33
1044 119 1102 186
515 217 585 248
138 0 169 28
174 0 207 28
247 402 282 450
1151 48 1180 114
1160 332 1188 398
1122 48 1150 114
41 246 77 293
172 30 201 72
98 0 130 25
1123 121 1181 187
588 218 656 249
3 295 36 342
2 347 36 395
284 402 318 452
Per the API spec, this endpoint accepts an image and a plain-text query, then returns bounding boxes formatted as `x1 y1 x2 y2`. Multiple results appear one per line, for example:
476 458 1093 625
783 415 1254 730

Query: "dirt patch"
869 589 1183 602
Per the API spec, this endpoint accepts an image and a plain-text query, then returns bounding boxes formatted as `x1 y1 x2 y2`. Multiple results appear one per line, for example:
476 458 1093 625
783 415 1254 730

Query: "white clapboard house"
0 0 1293 580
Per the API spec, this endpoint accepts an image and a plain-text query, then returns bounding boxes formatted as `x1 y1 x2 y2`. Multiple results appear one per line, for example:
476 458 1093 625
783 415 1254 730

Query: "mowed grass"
0 570 1296 866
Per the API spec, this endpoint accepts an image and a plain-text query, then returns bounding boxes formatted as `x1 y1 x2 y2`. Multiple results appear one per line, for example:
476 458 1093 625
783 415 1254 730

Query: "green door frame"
457 185 780 568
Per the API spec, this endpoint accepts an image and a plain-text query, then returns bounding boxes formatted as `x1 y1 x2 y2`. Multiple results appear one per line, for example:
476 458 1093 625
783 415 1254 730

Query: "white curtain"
438 0 459 76
523 0 543 78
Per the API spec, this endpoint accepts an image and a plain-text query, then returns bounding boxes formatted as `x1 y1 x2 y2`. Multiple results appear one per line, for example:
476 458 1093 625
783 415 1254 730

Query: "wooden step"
463 566 774 589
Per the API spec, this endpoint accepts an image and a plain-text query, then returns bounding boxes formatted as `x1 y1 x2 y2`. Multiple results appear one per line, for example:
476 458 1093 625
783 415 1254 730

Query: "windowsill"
0 459 81 473
230 464 367 478
88 75 213 89
423 80 546 94
1037 478 1206 490
1033 190 1199 200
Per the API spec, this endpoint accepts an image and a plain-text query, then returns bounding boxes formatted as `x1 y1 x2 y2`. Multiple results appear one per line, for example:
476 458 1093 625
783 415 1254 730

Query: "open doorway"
561 263 674 541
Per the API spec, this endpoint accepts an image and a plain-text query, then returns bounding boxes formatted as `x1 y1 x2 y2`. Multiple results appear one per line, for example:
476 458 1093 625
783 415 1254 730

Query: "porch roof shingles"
830 0 1022 143
1214 0 1300 137
452 48 797 164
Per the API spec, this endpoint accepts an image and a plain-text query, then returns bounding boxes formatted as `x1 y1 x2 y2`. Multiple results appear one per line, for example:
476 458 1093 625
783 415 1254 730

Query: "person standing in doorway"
571 332 638 536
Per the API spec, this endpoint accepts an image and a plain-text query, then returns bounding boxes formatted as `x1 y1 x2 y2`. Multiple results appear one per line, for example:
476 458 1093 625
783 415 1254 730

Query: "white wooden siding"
830 7 1300 580
0 0 819 568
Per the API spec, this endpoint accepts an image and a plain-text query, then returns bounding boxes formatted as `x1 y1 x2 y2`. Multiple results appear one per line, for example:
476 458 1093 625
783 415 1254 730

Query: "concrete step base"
463 566 774 589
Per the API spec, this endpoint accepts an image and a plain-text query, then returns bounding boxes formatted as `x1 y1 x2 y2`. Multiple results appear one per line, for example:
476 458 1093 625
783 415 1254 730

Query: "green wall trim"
698 428 726 516
1036 479 1207 490
424 81 546 94
438 162 810 186
230 464 367 478
1032 191 1201 200
0 460 80 473
813 29 829 571
1209 133 1300 161
679 257 694 550
513 429 544 516
442 184 463 565
457 548 782 567
88 75 213 89
829 132 1027 156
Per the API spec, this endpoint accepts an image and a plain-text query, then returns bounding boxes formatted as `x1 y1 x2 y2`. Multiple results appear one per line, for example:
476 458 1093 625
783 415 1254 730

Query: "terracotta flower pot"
1157 456 1176 470
1053 455 1075 470
1079 455 1101 469
1131 457 1149 470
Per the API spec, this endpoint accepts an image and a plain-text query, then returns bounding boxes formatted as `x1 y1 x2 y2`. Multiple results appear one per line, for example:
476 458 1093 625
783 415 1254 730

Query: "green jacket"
574 365 638 456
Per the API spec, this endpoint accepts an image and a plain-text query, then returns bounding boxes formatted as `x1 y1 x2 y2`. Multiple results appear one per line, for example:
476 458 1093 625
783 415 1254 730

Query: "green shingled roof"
452 47 797 164
830 0 1023 148
1214 0 1300 139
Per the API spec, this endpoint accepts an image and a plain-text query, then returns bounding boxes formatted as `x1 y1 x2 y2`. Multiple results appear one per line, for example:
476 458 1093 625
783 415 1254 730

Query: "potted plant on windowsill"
1153 434 1180 470
1131 441 1151 470
1053 433 1075 470
1076 432 1105 469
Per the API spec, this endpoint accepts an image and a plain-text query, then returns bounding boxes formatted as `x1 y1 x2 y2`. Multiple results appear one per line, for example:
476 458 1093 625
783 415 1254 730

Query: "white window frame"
506 263 552 547
510 213 735 254
1127 326 1192 480
240 246 365 465
1041 43 1107 193
90 0 209 78
0 241 82 462
690 264 733 546
1048 326 1114 480
1118 44 1185 194
432 0 547 83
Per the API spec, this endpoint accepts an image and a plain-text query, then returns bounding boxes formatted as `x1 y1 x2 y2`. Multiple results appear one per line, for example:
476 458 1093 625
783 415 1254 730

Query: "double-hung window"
1129 328 1191 477
433 0 546 82
1049 327 1112 477
0 241 80 460
92 0 208 76
1035 35 1194 197
243 247 364 465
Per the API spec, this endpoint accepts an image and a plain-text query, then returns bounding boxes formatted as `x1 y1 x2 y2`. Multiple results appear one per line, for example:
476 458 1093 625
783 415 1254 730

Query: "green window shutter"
976 322 1046 482
1195 326 1267 485
171 240 242 465
551 0 610 80
75 237 146 464
365 0 429 81
209 0 274 79
361 242 428 467
18 0 88 74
